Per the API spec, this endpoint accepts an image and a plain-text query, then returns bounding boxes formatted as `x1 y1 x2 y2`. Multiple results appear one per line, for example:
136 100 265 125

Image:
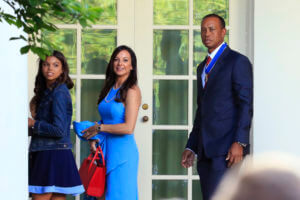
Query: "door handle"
142 103 149 110
142 116 149 122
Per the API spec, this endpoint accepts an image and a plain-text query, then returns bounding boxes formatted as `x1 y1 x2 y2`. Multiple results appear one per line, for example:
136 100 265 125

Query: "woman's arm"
83 86 141 139
102 86 141 134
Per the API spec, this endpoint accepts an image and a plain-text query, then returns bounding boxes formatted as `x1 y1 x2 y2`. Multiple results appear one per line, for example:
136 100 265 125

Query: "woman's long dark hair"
32 50 74 109
97 45 137 104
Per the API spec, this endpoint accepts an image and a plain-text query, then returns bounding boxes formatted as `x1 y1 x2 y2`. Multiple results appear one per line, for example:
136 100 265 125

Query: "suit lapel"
197 61 206 96
204 47 231 91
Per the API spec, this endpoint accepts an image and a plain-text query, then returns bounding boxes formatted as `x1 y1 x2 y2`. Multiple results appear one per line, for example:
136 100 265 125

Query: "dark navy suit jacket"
186 47 253 158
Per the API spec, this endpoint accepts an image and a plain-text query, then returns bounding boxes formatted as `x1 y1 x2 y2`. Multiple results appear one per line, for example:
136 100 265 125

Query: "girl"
28 50 84 200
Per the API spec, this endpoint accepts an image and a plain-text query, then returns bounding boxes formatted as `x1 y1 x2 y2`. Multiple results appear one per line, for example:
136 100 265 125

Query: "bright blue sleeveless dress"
97 87 139 200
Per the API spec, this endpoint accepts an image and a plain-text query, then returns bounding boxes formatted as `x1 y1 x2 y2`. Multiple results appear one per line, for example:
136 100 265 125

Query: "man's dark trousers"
197 150 227 200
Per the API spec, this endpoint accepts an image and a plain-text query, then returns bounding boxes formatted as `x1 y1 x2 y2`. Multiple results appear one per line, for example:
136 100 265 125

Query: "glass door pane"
153 180 188 200
43 29 77 74
193 0 229 25
81 29 117 74
153 30 189 75
153 80 188 125
153 130 188 175
154 0 189 25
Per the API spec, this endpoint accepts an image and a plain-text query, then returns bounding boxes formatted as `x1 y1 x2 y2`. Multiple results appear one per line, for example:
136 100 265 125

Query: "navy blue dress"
29 84 84 196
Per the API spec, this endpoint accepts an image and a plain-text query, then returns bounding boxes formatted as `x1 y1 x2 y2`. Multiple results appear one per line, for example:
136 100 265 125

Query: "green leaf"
15 19 22 28
79 18 88 27
31 46 47 59
20 45 31 54
29 0 40 7
9 37 20 41
20 35 27 41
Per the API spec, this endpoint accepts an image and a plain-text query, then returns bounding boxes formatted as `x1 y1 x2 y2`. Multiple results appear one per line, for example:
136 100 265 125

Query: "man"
181 14 253 200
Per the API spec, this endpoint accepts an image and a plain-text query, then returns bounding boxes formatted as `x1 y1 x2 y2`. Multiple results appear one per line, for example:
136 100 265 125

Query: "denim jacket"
29 83 73 152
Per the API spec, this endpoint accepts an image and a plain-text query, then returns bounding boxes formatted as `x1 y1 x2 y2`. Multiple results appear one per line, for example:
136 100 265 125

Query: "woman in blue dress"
83 45 141 200
28 51 84 199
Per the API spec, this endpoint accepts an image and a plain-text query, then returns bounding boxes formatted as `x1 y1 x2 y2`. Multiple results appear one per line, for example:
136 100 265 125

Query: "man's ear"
222 28 227 38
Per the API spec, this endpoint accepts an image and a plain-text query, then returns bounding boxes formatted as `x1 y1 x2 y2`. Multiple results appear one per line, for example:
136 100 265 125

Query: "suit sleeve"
186 65 203 154
186 105 201 154
232 56 253 144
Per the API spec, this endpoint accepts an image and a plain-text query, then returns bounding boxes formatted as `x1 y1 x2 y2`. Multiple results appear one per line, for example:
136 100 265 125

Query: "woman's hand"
82 122 100 140
88 140 98 154
28 117 35 128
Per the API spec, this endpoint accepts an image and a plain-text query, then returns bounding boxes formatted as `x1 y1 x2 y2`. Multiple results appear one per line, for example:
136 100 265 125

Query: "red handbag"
79 146 106 197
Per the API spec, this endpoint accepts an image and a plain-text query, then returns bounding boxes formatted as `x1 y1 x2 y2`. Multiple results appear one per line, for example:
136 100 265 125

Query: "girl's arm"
33 89 71 137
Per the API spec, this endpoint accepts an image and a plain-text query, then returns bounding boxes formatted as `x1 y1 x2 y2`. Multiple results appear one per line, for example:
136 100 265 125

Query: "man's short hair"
202 14 226 28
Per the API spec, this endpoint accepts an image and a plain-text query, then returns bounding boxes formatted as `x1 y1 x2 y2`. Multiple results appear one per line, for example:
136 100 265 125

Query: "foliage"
0 0 103 59
194 0 229 25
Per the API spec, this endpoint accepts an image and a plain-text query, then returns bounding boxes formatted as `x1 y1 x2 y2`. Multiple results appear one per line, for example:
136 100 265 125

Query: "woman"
83 45 141 199
28 51 84 200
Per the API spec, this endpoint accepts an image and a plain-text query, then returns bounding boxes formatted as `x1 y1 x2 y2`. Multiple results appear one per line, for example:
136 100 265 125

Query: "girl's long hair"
97 45 137 104
32 50 74 109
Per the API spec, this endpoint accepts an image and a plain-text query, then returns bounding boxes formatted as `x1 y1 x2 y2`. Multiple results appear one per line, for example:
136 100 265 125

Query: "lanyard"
205 43 227 75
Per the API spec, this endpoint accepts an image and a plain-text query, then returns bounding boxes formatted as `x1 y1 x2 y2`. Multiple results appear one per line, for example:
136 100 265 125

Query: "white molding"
152 125 189 130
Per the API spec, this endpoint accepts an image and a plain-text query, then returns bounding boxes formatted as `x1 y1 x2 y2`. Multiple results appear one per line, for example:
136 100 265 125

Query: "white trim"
152 125 189 130
57 25 118 30
153 25 191 30
134 0 154 198
153 25 231 30
152 175 200 180
153 75 190 80
56 24 78 29
70 74 106 79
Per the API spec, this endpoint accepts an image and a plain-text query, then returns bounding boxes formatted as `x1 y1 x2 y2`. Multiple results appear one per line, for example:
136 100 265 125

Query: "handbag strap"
97 146 105 166
88 146 105 172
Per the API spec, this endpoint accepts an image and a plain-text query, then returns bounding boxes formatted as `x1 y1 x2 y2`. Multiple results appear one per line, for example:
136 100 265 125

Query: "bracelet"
96 124 101 131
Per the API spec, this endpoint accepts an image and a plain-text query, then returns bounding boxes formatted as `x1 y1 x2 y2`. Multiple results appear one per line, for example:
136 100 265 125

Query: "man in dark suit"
181 14 253 200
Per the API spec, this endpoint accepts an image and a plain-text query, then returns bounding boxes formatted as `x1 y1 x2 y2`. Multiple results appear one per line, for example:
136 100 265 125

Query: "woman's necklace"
104 87 118 103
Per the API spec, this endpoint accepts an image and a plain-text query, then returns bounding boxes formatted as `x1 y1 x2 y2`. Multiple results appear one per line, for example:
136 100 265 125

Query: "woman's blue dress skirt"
29 149 85 196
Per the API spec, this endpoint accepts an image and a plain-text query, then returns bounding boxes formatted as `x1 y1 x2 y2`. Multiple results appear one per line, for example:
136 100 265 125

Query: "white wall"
229 0 254 62
0 2 28 199
253 0 300 155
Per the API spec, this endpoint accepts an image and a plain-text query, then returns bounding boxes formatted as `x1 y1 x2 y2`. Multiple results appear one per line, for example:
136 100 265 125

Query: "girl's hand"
28 117 35 128
82 122 100 140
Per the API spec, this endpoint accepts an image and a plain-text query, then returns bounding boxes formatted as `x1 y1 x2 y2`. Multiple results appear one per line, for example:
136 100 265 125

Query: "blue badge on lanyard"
205 43 227 75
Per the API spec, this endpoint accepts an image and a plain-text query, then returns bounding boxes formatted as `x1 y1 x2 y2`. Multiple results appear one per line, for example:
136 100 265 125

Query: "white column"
0 2 28 199
253 0 300 155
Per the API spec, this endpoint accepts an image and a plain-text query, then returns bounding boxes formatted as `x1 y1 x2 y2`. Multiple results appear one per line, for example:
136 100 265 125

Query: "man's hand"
181 149 195 168
226 142 243 167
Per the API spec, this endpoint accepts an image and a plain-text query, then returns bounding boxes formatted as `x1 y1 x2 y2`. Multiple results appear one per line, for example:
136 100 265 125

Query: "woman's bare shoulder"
127 85 141 101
